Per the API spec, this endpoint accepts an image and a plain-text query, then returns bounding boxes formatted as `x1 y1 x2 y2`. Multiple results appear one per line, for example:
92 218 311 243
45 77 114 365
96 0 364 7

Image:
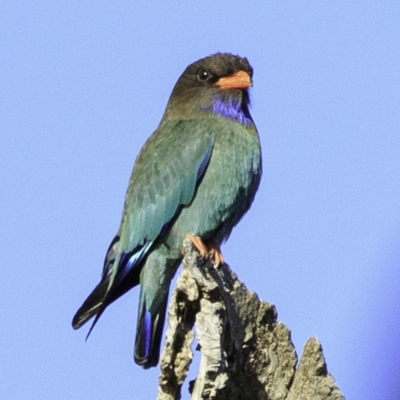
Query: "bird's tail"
134 295 168 368
133 254 180 368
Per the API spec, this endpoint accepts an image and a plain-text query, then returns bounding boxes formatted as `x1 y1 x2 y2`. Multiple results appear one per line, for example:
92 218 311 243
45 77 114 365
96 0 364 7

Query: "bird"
72 52 262 369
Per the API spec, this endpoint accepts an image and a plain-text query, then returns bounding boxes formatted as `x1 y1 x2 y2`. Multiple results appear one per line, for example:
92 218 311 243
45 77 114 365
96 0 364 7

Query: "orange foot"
186 234 224 266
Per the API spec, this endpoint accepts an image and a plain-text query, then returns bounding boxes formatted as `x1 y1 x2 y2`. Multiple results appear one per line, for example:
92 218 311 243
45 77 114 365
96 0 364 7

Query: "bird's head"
162 53 254 125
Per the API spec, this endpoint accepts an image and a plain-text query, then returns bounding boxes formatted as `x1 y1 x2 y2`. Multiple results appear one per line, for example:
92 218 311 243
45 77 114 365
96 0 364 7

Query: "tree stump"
157 239 344 400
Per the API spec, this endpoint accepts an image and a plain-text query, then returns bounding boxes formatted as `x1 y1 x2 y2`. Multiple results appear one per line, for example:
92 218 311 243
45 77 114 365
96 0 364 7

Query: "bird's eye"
197 68 211 81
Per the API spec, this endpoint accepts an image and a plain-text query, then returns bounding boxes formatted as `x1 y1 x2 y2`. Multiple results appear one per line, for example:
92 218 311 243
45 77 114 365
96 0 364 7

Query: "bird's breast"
166 116 261 249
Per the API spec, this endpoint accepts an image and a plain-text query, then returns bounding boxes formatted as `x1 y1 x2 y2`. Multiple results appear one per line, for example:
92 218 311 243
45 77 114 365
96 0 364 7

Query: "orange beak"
214 70 252 90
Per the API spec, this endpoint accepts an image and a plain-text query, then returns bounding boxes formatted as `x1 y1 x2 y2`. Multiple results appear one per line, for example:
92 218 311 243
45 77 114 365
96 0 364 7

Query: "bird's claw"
186 234 224 266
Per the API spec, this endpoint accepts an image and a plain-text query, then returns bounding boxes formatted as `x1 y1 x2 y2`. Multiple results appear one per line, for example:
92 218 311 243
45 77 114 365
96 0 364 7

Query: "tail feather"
72 236 119 329
72 236 148 333
134 298 168 369
72 279 108 329
72 268 143 330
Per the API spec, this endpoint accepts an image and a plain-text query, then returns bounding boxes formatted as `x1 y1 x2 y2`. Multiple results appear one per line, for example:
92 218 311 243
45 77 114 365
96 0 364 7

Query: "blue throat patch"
201 97 253 125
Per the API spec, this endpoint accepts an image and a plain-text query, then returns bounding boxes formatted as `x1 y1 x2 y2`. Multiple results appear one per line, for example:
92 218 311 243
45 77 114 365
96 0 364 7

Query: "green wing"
118 118 217 253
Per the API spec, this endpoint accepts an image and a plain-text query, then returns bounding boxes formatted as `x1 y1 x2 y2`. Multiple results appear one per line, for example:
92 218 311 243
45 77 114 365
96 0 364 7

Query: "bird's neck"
161 90 253 125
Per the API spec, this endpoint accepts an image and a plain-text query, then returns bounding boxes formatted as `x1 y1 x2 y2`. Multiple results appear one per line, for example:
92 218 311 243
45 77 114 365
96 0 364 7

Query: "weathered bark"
157 239 344 400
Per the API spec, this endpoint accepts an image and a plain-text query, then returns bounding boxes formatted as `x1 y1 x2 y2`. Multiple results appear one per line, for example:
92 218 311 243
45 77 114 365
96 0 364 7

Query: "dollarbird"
72 52 262 369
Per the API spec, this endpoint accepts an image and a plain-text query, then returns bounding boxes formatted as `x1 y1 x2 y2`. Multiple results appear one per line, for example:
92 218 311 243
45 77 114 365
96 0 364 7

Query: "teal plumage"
72 53 262 368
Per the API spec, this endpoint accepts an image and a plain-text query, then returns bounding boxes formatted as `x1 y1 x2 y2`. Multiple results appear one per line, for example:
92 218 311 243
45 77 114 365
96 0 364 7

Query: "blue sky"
1 2 400 399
